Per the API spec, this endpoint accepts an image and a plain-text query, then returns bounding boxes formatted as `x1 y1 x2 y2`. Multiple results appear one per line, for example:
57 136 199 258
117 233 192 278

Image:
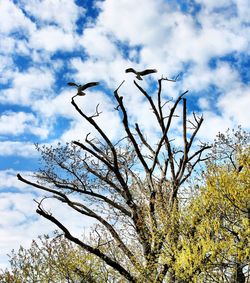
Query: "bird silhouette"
125 68 157 80
238 165 243 173
67 82 99 96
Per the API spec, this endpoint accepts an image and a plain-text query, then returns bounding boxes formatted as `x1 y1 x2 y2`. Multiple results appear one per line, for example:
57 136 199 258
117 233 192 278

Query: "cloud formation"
0 0 249 269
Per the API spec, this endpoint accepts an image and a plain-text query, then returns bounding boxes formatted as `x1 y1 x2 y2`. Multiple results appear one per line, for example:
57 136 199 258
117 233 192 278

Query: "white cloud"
96 0 169 46
80 27 119 60
32 89 76 118
183 62 240 92
0 111 49 138
0 55 15 84
197 111 234 141
13 68 54 91
0 141 37 157
217 86 250 128
0 36 30 57
157 12 247 68
0 67 55 106
83 0 249 87
236 0 250 23
198 97 210 110
29 26 77 52
0 0 36 34
0 36 15 54
195 0 233 11
0 169 33 190
195 83 250 141
20 0 84 32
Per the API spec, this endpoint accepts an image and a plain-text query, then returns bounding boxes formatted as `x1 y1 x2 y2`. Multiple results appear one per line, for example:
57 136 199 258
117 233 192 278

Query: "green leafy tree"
172 130 250 283
0 232 122 283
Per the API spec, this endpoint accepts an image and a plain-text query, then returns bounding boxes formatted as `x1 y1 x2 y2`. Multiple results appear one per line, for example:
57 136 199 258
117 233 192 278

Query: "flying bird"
125 68 157 80
67 82 99 96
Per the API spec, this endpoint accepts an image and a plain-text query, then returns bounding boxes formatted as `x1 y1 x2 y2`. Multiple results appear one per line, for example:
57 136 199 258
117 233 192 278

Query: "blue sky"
0 0 249 268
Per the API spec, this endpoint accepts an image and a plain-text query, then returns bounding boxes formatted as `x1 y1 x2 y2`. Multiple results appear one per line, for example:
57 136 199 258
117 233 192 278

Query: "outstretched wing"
79 82 100 91
139 69 157 76
125 68 136 74
67 82 79 87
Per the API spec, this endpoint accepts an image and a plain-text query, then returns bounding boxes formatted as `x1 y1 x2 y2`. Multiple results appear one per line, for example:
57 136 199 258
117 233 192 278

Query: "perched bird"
125 68 157 80
238 165 243 173
67 82 99 96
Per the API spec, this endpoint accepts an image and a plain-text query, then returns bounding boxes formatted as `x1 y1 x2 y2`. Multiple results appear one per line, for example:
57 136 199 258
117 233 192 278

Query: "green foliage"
173 145 250 282
0 232 121 283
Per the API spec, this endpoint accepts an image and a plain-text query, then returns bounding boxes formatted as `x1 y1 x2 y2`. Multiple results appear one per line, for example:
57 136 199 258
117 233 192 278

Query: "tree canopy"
173 143 250 282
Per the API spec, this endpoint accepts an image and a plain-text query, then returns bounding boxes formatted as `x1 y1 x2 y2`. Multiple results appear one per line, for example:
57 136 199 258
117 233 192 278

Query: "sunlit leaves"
0 232 104 282
173 147 250 282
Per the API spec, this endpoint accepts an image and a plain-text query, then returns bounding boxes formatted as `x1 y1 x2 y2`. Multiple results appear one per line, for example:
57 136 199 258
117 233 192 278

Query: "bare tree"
18 72 210 282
